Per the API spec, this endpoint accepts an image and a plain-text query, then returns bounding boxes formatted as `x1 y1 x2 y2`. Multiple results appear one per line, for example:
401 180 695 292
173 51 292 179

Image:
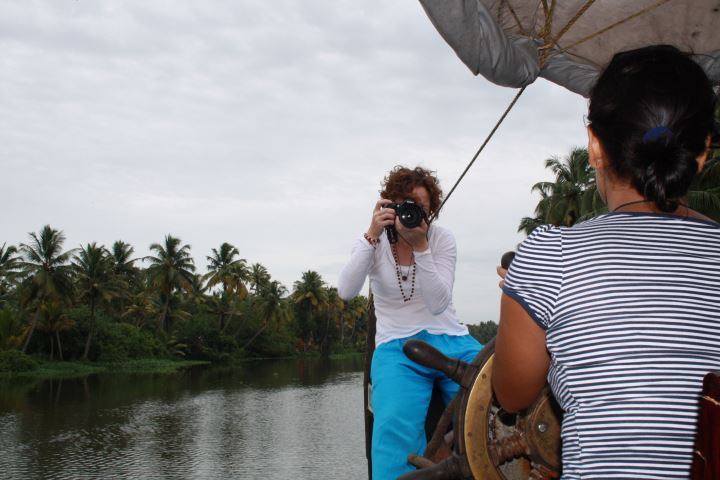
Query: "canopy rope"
430 85 527 222
500 0 528 36
548 0 596 50
556 0 675 57
538 0 556 45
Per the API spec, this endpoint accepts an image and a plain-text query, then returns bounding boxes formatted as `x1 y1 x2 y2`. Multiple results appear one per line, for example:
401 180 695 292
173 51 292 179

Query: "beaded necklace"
391 243 416 302
612 199 689 213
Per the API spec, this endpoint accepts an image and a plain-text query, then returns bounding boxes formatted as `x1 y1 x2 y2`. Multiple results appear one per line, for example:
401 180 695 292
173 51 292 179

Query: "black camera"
384 200 428 244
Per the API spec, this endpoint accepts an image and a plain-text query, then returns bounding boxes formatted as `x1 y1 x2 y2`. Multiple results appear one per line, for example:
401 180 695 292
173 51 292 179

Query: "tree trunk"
340 315 345 348
49 334 54 361
21 305 41 354
219 285 227 331
56 331 64 361
161 299 169 332
82 298 96 361
350 316 357 345
321 313 331 357
241 321 268 351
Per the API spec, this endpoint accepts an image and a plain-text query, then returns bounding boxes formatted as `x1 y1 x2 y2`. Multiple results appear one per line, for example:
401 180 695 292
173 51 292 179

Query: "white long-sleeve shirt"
338 224 469 346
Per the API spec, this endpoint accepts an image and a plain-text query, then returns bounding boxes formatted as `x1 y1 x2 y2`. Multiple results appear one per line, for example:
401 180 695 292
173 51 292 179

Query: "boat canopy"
419 0 720 97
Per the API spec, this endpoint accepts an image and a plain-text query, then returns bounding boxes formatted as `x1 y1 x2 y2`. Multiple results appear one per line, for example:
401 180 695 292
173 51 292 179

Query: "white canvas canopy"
419 0 720 97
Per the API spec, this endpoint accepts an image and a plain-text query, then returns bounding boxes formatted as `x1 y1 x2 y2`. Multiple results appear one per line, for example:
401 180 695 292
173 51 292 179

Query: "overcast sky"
1 0 587 323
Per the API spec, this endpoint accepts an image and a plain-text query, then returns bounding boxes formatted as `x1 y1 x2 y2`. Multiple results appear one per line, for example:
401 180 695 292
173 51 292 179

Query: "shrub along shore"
0 350 210 380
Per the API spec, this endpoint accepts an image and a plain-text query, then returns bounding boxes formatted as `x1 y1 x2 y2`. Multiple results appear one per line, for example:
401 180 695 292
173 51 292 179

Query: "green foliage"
95 321 166 363
204 243 249 295
292 271 329 351
524 142 720 231
467 321 498 345
247 325 296 358
18 225 76 303
173 316 239 363
519 147 606 234
18 225 76 353
0 305 27 351
0 243 20 300
2 225 372 370
145 235 197 331
689 156 720 221
0 350 39 373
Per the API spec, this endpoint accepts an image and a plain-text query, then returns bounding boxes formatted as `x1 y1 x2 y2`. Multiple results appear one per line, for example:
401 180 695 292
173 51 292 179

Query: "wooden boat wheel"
398 338 562 480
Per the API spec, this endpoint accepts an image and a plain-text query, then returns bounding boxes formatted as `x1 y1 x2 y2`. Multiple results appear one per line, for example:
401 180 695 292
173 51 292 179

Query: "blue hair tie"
642 126 673 143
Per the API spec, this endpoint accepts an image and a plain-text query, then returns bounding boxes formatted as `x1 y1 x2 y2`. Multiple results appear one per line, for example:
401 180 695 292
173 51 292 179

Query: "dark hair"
587 45 716 212
380 166 443 217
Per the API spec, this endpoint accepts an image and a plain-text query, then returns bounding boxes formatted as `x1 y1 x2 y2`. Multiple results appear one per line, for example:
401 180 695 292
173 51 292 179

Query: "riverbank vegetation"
0 230 377 376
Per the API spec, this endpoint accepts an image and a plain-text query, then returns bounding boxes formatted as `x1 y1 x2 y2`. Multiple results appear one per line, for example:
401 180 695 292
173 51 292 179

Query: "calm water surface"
0 357 367 479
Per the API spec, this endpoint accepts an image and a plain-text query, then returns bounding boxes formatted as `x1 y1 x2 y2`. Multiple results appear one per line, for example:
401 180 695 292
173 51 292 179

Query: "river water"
0 357 367 479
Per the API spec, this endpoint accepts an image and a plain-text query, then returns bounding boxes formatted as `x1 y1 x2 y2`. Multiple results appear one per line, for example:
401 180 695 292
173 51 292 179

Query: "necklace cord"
612 199 689 212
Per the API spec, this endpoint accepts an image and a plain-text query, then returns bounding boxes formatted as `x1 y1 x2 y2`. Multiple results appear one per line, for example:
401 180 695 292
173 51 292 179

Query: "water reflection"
0 356 367 479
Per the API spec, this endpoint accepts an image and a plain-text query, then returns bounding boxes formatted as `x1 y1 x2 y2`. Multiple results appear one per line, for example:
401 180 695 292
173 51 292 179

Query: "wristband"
363 232 379 248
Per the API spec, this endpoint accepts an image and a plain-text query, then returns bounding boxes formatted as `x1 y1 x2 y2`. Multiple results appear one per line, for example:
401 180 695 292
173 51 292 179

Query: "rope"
430 85 527 222
556 0 675 56
549 0 596 50
500 0 527 36
538 0 555 42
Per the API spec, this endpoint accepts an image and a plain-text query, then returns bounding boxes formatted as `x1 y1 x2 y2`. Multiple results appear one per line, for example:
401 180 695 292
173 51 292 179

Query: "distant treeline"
0 226 498 373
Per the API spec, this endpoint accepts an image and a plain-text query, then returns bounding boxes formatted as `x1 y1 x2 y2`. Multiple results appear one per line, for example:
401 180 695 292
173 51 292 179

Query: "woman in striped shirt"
492 45 720 479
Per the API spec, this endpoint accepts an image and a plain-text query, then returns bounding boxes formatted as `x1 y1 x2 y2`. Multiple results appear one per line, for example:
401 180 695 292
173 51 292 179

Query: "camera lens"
398 201 424 228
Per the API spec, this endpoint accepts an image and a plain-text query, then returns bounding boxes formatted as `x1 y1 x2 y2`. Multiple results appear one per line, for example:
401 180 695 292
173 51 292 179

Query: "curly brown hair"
380 165 444 217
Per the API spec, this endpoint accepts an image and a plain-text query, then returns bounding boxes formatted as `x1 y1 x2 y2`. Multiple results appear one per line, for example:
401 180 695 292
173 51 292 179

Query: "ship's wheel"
398 338 562 480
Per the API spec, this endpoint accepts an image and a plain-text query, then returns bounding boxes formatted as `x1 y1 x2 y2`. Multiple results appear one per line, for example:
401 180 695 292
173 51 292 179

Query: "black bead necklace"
391 243 416 302
612 199 689 213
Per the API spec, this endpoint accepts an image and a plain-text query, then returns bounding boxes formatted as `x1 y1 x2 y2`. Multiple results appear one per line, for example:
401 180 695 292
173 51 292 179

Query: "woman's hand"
496 266 508 289
367 199 395 240
397 218 429 252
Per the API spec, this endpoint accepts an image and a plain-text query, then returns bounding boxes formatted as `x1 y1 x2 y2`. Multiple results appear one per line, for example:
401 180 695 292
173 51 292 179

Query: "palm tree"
249 263 271 294
292 270 328 351
241 280 290 350
204 242 250 330
519 182 552 236
18 225 75 353
109 240 138 318
341 295 367 347
37 300 75 361
0 243 20 303
519 147 605 234
110 241 138 277
74 242 124 360
688 156 720 221
123 290 158 329
320 287 344 356
144 235 196 332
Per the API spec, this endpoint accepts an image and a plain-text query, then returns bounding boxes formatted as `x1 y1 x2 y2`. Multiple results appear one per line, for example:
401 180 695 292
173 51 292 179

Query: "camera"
384 200 428 244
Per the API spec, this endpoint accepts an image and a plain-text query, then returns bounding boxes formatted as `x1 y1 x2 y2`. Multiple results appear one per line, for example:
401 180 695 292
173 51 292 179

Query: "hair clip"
642 126 673 143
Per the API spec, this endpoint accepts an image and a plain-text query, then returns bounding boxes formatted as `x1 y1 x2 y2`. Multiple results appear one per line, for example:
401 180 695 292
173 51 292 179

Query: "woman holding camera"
338 165 481 480
493 45 720 479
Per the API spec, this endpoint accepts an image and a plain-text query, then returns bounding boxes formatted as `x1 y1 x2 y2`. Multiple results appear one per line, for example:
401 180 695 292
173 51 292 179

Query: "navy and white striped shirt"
503 213 720 479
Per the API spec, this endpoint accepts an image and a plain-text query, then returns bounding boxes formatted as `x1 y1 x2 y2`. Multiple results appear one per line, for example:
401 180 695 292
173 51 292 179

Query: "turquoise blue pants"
370 331 482 480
